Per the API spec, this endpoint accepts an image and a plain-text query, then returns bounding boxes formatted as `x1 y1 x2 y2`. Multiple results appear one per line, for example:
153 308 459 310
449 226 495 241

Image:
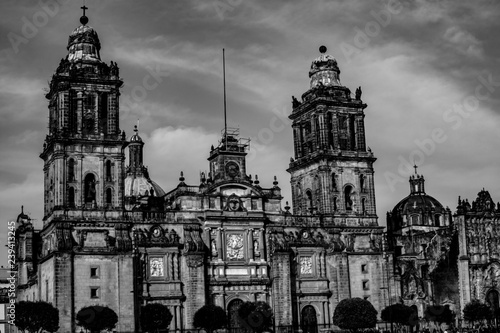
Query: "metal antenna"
223 48 227 148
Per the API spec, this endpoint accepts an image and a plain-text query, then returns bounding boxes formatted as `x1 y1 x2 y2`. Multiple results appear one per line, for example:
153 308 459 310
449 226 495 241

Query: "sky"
1 0 499 262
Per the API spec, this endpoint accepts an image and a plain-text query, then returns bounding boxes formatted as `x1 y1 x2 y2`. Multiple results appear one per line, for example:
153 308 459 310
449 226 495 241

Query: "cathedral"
13 9 500 333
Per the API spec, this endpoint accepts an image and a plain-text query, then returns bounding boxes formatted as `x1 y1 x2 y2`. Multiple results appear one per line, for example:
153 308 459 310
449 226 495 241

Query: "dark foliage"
463 300 492 323
237 301 273 333
381 303 415 326
193 304 227 333
14 301 59 333
141 303 173 333
424 305 455 324
332 298 377 332
76 305 118 333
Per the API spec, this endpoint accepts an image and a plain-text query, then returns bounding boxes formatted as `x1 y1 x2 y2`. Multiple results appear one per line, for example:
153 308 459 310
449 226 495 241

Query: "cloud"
443 26 483 58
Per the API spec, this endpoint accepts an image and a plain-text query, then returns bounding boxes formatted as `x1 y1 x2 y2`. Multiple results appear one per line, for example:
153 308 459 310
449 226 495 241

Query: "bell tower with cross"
287 46 378 225
40 6 126 217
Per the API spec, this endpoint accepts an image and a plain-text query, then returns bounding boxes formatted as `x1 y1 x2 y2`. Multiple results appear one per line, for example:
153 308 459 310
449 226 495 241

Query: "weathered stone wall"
271 252 293 326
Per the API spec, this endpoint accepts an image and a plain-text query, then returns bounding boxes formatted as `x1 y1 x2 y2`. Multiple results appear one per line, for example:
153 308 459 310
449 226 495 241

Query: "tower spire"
223 48 227 147
80 3 89 25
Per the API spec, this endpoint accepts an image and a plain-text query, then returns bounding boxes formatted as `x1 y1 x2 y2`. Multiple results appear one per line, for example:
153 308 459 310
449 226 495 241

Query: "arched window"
333 197 338 211
68 159 75 181
106 188 112 206
68 187 75 208
361 198 366 214
434 214 440 226
344 185 353 210
411 215 419 226
306 190 313 213
332 173 337 190
84 174 96 204
106 160 112 181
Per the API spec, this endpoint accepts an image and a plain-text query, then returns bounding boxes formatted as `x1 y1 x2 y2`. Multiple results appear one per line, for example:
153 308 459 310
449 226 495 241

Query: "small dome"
124 175 165 198
67 24 101 63
309 46 341 88
130 125 143 143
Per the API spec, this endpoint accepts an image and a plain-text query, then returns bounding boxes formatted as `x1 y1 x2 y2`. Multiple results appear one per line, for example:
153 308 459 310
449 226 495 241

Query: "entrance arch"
301 305 318 333
487 289 500 321
228 299 244 331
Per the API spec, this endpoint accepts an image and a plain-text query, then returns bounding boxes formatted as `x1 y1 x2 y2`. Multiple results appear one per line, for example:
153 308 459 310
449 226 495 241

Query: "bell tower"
40 12 126 220
287 46 377 225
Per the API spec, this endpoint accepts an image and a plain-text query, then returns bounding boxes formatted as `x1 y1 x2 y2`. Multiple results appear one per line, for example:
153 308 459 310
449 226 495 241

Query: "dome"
67 19 101 63
309 46 341 89
392 193 445 216
389 173 449 231
129 125 143 143
124 175 165 198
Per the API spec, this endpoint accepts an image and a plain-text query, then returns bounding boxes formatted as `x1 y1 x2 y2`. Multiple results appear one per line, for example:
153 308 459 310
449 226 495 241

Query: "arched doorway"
301 305 318 333
487 290 500 325
227 299 244 332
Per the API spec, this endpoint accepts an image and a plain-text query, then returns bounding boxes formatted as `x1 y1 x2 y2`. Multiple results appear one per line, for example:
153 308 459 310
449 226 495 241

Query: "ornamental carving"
227 234 244 260
186 254 204 268
150 257 164 277
300 257 313 275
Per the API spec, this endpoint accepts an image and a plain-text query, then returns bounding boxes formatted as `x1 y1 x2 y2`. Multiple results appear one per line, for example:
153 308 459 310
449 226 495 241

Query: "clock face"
225 162 239 178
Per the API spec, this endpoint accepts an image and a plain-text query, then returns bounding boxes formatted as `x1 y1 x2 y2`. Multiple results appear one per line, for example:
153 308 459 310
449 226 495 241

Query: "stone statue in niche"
211 239 218 257
253 240 260 257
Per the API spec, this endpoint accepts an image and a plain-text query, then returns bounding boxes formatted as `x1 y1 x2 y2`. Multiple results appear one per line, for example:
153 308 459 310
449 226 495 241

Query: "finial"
21 205 24 214
179 171 185 182
133 125 138 133
319 45 327 54
413 163 418 175
254 174 260 186
284 201 290 213
80 4 89 25
273 176 278 186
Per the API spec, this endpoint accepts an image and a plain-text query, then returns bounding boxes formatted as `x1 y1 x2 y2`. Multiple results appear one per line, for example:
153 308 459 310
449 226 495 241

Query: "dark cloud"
1 0 499 250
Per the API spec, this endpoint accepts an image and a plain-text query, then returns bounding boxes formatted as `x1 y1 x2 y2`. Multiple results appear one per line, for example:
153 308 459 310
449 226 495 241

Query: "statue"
345 88 351 100
355 86 362 100
292 96 301 108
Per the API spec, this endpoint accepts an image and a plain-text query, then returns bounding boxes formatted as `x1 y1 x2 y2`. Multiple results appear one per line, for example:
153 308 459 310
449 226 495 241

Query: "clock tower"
207 128 251 184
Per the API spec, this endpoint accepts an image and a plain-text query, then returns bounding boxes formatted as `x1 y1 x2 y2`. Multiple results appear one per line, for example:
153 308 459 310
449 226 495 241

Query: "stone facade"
456 190 500 318
16 14 394 333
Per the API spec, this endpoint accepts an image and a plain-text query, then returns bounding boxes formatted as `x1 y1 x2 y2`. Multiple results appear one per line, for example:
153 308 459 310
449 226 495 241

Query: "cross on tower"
413 164 418 175
81 5 88 16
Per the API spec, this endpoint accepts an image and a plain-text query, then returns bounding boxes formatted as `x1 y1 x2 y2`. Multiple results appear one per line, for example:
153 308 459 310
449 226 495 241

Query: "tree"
141 303 173 333
333 298 377 332
76 305 118 333
237 301 273 333
463 300 492 325
14 301 59 333
193 304 227 333
424 305 455 328
381 303 414 326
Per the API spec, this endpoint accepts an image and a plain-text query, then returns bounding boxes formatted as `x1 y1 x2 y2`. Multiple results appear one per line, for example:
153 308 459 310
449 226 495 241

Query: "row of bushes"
14 298 498 333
